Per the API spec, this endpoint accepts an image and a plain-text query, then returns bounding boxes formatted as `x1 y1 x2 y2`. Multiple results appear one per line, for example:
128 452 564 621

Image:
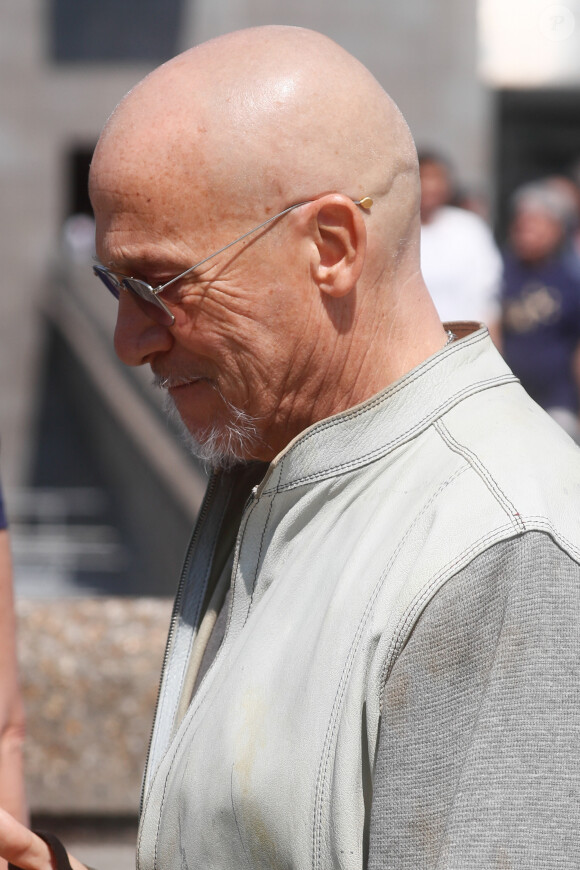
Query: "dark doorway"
66 145 96 219
495 89 580 242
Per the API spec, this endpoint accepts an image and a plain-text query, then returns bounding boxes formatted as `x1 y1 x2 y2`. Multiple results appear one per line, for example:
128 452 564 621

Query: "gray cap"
511 180 577 228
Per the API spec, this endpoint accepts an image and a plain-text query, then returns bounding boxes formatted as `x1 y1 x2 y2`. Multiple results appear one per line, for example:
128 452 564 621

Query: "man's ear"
309 195 367 298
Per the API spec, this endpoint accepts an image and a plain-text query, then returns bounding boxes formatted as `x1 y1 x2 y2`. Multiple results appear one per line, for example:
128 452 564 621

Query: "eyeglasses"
93 195 373 327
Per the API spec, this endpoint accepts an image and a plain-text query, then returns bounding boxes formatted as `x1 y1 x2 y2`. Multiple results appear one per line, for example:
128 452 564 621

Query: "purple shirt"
501 251 580 412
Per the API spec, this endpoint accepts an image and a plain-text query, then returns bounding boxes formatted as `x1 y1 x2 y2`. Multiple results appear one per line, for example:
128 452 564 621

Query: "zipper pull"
242 485 259 515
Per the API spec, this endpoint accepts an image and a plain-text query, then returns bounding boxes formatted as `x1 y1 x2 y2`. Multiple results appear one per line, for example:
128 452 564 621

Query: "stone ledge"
17 597 173 815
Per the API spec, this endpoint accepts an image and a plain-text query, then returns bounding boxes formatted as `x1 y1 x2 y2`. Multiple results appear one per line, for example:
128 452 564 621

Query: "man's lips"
168 377 206 392
152 373 210 391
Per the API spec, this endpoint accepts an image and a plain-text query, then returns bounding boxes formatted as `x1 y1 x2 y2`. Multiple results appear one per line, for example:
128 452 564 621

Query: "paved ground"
66 840 135 870
66 839 135 870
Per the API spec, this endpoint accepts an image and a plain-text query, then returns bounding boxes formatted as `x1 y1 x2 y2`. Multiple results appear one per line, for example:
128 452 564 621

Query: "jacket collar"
258 326 517 494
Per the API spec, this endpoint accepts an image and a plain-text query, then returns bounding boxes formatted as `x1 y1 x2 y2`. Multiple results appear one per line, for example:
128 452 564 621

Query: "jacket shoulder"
440 382 580 561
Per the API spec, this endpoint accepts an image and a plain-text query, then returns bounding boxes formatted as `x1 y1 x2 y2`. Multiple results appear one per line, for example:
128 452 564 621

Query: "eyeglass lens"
93 267 174 327
123 278 175 326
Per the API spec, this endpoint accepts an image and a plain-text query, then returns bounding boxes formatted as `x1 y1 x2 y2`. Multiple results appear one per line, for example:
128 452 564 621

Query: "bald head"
92 26 420 275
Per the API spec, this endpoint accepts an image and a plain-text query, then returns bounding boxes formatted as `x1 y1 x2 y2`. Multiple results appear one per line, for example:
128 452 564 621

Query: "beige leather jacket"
137 326 580 870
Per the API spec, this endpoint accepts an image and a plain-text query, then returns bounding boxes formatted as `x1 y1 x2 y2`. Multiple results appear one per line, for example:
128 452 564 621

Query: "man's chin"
161 391 261 471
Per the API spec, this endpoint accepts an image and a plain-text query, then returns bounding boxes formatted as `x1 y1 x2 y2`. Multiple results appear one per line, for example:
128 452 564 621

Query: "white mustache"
152 373 207 390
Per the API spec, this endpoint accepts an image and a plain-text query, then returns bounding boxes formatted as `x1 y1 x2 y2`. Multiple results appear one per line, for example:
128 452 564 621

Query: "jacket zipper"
138 471 220 817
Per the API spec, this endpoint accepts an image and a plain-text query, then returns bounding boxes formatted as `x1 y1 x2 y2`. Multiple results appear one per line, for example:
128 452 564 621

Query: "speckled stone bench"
17 597 173 816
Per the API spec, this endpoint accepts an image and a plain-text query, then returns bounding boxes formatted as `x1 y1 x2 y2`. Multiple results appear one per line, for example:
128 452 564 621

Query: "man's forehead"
91 123 211 218
90 150 247 274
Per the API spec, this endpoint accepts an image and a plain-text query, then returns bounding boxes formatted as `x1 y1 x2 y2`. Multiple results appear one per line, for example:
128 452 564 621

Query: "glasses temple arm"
158 196 372 293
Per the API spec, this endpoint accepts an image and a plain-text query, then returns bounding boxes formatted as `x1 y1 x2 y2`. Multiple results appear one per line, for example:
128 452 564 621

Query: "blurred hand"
0 810 86 870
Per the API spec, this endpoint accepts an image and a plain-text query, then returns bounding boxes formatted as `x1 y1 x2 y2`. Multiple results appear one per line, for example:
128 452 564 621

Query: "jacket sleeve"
368 530 580 870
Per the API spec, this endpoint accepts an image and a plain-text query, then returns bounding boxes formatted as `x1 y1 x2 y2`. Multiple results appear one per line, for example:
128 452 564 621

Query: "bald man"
4 25 580 870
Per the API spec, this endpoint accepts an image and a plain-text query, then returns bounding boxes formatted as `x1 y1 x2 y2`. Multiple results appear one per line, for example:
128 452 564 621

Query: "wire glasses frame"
92 195 373 327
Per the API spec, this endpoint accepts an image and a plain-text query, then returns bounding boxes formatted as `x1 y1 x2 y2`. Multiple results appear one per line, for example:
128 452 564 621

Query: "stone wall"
18 597 172 815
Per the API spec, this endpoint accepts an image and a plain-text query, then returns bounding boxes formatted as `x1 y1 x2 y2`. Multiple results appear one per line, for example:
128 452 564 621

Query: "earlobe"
311 196 367 298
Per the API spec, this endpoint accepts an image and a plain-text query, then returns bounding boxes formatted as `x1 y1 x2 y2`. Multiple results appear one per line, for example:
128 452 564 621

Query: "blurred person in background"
544 171 580 276
419 150 502 344
502 181 580 441
544 174 579 228
0 481 27 865
570 158 580 262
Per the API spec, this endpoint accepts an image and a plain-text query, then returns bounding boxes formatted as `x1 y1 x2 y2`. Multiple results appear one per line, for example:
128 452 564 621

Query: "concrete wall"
0 0 154 489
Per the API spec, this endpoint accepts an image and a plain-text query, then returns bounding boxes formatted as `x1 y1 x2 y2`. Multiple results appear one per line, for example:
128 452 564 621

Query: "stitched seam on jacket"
510 516 580 563
379 524 523 697
263 375 518 494
242 491 276 628
380 514 580 701
190 494 261 707
311 463 469 870
276 455 287 493
149 493 258 870
434 419 526 534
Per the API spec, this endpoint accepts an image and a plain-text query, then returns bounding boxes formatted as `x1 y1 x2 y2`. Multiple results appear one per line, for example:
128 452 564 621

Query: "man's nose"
113 291 173 366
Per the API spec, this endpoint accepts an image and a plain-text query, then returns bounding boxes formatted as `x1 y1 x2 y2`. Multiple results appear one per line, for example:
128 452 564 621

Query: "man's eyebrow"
102 252 195 280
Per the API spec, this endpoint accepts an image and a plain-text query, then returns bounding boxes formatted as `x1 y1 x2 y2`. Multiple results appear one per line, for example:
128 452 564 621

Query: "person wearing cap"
502 180 580 441
419 150 503 345
2 25 580 870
